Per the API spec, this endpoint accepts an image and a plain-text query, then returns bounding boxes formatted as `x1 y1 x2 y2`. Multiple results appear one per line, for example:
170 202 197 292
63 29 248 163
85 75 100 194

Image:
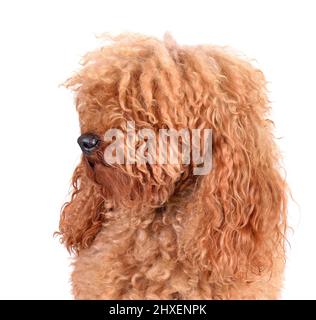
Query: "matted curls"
57 33 287 298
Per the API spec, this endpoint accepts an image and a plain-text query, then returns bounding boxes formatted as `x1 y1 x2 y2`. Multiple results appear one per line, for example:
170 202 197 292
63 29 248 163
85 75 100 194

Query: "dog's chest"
72 213 199 299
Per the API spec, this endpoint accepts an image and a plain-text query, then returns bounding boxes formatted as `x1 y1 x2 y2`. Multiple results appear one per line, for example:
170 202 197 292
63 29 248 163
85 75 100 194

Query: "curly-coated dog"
58 33 287 299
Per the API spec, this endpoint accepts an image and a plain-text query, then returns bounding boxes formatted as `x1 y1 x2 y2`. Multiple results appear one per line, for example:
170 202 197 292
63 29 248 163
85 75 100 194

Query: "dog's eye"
77 133 100 154
155 206 166 214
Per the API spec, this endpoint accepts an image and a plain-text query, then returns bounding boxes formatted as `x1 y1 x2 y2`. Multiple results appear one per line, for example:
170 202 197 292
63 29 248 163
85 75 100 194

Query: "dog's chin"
87 159 95 169
82 156 175 210
88 161 138 206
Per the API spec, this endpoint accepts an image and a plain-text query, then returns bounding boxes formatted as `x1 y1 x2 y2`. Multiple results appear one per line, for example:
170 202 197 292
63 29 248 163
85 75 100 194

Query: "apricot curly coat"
58 33 287 299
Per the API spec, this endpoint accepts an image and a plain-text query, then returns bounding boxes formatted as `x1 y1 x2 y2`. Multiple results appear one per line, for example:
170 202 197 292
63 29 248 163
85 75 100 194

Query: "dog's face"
73 88 194 212
67 36 210 215
58 34 287 270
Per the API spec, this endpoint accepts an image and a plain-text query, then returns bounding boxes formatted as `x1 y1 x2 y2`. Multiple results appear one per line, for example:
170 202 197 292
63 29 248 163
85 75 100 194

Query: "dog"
58 33 287 299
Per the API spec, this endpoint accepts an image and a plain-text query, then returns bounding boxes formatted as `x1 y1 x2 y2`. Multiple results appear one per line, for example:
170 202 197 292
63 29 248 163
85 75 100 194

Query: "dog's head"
58 33 287 278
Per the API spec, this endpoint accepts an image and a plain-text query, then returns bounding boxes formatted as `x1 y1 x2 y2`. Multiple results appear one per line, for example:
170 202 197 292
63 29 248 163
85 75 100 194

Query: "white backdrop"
0 0 315 299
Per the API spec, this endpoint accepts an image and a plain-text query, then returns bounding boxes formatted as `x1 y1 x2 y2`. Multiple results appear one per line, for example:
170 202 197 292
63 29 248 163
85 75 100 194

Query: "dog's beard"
93 162 138 205
86 158 182 211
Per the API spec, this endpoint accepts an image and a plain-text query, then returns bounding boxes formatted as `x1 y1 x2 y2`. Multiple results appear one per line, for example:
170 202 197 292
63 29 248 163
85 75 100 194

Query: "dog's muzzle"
77 133 101 155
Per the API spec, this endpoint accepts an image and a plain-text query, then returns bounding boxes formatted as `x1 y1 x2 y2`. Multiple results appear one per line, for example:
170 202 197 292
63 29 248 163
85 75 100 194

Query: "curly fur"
57 33 287 299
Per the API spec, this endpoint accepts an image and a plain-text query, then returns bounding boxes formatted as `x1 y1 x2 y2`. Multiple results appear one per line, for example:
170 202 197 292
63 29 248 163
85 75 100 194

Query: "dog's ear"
181 51 287 283
57 161 105 254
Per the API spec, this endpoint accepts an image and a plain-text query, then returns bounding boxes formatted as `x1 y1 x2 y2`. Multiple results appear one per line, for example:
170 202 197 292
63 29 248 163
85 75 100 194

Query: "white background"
0 0 315 299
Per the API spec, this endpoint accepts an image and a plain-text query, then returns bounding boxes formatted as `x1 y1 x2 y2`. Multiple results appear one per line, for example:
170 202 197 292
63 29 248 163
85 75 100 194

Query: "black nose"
77 133 100 154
